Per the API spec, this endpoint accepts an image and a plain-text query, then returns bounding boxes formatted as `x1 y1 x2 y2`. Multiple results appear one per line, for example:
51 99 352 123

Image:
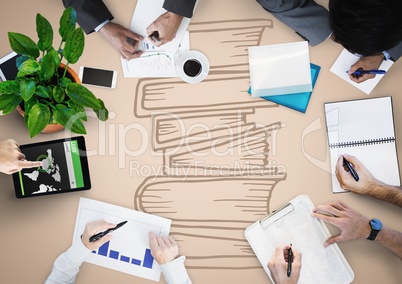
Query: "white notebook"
248 41 312 97
245 195 354 284
324 96 400 193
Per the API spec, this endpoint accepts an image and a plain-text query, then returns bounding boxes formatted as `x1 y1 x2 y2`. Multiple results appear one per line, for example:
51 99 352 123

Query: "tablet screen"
0 51 19 81
12 136 91 198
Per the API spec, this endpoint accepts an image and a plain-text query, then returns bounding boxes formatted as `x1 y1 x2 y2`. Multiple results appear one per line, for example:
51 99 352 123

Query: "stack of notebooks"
248 41 320 113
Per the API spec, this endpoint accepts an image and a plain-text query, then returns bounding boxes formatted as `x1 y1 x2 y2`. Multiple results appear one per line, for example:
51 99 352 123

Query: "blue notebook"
248 63 321 113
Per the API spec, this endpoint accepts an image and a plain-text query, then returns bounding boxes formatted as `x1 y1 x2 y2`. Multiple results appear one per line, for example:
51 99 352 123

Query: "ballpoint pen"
89 220 128 242
343 158 359 182
150 31 161 44
287 245 293 277
346 69 386 75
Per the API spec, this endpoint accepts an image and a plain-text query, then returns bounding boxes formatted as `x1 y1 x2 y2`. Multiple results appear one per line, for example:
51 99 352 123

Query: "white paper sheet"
330 49 394 95
129 0 195 54
72 198 171 282
121 32 190 78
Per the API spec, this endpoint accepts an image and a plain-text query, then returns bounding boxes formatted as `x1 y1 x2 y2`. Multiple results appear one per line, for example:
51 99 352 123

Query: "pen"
287 245 293 277
150 31 161 44
343 158 359 182
346 69 386 75
89 220 128 242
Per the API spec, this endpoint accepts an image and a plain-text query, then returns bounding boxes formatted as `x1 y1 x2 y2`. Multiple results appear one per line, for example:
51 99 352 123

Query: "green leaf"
53 86 65 103
23 97 39 125
27 103 51 137
66 83 101 109
8 32 39 58
0 93 22 114
17 59 40 77
47 48 61 69
68 100 87 121
54 104 86 134
94 99 109 121
59 7 77 41
35 85 50 98
16 55 29 69
20 80 36 101
40 51 56 81
0 80 19 94
59 77 72 87
36 13 53 51
63 28 84 64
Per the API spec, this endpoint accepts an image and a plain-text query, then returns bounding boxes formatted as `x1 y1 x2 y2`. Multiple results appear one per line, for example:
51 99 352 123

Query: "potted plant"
0 7 108 137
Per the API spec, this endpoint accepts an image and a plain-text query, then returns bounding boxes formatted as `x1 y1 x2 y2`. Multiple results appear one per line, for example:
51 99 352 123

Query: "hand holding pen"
267 245 302 284
81 220 127 251
336 154 377 195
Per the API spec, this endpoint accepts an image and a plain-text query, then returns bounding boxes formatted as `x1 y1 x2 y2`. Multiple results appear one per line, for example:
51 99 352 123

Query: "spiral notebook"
324 96 400 193
245 195 354 284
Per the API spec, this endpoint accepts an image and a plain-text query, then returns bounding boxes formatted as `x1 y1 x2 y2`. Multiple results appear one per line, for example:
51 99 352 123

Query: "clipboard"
245 195 354 284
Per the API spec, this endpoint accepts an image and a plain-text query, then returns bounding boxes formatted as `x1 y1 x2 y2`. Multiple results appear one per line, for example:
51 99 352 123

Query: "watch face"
370 218 382 230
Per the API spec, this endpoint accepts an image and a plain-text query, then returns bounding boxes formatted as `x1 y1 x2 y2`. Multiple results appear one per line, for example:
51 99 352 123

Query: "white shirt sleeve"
159 256 192 284
94 20 110 32
44 239 91 284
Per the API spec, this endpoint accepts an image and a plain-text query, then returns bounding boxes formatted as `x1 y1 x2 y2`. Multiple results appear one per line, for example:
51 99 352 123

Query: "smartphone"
79 66 117 88
0 51 19 81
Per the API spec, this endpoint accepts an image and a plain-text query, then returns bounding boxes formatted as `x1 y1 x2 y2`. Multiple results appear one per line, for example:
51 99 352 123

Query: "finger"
311 212 338 226
274 247 283 262
313 204 341 216
168 236 177 245
324 234 344 247
148 232 158 249
17 160 43 169
126 50 144 61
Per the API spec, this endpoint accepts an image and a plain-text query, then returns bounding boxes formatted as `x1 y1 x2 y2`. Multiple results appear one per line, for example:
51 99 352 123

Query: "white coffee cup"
176 50 210 84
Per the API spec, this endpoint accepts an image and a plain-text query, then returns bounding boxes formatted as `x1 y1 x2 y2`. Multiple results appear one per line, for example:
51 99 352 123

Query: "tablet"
12 136 91 198
0 51 19 81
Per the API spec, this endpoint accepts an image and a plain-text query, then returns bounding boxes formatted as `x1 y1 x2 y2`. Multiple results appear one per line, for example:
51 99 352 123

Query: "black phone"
79 66 117 88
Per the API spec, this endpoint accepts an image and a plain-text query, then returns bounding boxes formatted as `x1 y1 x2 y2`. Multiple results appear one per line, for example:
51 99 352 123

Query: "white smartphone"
79 66 117 88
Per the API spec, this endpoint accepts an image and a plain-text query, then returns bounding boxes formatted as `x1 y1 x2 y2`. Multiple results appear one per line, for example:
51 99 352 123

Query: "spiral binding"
329 137 395 148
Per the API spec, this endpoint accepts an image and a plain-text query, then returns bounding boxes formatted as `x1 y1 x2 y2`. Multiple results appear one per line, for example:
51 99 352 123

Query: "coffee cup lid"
176 50 210 84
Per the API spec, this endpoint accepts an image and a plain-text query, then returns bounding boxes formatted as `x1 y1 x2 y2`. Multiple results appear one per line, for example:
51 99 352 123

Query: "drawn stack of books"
133 19 290 269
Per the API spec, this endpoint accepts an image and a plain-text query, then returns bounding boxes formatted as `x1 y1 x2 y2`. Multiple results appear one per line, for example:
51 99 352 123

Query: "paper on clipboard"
245 195 354 284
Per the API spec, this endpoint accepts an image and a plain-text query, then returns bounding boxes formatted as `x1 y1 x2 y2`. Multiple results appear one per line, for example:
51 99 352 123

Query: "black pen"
89 220 128 242
343 158 359 182
287 245 293 277
150 31 161 44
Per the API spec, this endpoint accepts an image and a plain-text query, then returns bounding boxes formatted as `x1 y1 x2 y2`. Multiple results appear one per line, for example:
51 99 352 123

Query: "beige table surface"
1 0 402 283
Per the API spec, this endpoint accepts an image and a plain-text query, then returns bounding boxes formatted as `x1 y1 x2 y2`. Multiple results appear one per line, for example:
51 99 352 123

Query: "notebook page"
129 0 194 53
325 97 400 193
262 198 353 284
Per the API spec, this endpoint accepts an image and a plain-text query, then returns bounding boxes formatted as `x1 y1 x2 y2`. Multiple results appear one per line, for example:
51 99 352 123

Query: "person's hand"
347 54 384 83
336 154 378 195
146 12 183 47
148 232 179 264
267 245 301 284
98 22 144 60
81 220 116 251
312 201 371 247
0 139 42 174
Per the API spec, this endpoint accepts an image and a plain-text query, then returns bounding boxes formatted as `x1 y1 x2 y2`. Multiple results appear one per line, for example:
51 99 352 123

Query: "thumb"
18 160 43 169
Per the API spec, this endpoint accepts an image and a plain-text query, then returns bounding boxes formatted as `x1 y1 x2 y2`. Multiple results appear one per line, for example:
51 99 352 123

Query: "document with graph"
245 195 354 284
72 198 171 281
324 96 400 193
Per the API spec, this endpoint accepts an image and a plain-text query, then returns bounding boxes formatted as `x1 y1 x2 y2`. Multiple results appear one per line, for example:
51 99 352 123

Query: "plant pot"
16 63 81 134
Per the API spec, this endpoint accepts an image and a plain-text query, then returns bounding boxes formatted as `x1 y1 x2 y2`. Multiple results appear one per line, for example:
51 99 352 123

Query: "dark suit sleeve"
62 0 114 34
387 41 402 62
163 0 197 18
257 0 331 46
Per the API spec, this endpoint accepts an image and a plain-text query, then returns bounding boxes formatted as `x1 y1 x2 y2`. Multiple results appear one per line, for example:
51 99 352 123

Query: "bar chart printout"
73 198 172 282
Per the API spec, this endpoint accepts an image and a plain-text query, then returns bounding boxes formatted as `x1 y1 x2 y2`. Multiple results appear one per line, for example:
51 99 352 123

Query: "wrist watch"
367 218 382 241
